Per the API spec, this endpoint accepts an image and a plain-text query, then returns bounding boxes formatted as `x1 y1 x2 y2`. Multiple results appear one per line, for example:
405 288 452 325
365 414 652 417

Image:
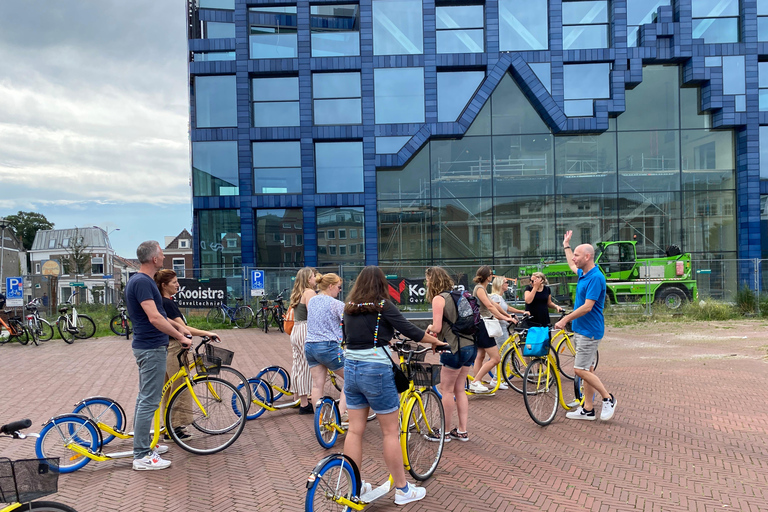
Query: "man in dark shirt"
126 240 190 470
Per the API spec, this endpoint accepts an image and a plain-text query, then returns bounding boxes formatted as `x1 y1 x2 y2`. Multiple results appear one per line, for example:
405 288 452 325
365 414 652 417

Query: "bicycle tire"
35 415 100 473
166 375 247 455
242 377 272 420
57 317 75 344
262 310 269 333
405 389 445 481
37 318 54 341
314 397 340 449
234 306 253 328
27 320 39 346
254 365 291 403
74 315 96 339
212 365 252 415
554 333 599 379
522 359 559 426
501 345 526 394
16 501 79 512
325 370 344 401
110 314 127 336
305 455 358 512
275 307 284 333
206 307 224 324
11 319 29 345
72 397 125 446
254 309 266 329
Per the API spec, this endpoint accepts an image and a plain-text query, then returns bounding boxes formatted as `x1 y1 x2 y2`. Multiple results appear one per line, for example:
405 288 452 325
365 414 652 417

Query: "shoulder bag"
283 306 295 335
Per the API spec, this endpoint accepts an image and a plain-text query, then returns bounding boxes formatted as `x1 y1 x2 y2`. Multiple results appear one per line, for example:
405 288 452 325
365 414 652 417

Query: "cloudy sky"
0 1 191 257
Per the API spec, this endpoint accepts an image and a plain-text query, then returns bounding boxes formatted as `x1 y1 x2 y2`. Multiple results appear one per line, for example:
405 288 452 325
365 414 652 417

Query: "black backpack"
444 290 482 341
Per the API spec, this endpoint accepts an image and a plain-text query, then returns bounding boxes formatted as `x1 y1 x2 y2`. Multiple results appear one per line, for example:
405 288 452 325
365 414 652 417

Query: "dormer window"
179 239 189 249
48 239 56 249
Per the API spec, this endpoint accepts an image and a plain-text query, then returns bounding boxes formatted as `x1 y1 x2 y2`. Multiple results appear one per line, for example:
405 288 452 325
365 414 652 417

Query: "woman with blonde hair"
488 276 528 389
469 266 515 393
305 272 346 420
524 272 563 326
425 266 475 441
290 267 317 414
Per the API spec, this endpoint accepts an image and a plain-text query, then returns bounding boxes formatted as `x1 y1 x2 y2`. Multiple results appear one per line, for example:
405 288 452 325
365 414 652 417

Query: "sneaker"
468 380 489 393
600 394 617 421
394 483 426 506
340 412 349 429
132 451 171 471
565 407 596 421
448 428 469 442
164 426 191 441
360 480 373 497
566 399 581 408
425 428 450 443
298 403 314 415
490 379 509 390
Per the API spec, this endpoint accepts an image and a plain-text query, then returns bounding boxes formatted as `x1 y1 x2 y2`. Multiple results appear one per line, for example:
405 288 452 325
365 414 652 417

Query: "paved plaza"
1 320 767 512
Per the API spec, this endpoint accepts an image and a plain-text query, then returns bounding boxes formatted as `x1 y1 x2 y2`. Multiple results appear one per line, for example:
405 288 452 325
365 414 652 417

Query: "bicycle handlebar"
1 419 32 436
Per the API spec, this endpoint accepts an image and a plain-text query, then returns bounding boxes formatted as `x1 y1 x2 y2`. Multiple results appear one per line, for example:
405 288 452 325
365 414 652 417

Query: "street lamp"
0 217 7 294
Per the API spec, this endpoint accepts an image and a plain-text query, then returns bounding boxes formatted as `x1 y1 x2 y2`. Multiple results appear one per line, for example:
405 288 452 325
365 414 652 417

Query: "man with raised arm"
126 240 191 470
554 231 617 421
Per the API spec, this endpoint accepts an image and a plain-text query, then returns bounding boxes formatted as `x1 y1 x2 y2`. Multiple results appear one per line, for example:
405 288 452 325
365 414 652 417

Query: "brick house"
163 229 193 278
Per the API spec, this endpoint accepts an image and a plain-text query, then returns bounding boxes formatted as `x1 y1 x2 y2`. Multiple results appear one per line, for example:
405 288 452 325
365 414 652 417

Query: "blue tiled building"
188 0 768 277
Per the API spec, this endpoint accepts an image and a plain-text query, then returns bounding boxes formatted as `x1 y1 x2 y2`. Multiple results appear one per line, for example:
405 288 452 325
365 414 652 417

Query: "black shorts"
474 321 496 349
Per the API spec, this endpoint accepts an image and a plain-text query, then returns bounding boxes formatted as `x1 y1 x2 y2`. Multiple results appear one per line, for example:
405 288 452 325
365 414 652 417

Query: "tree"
61 228 91 276
4 211 54 251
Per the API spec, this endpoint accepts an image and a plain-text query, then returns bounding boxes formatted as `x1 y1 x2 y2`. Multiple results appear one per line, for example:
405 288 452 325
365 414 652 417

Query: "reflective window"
433 198 493 259
760 62 768 111
436 5 484 53
437 71 484 122
617 66 679 131
252 76 300 127
681 130 735 191
315 142 364 193
193 51 236 61
195 75 237 128
493 197 555 258
760 0 768 41
374 68 425 124
378 201 431 260
529 63 551 93
249 6 298 58
377 146 430 200
563 63 610 117
555 133 617 194
198 209 242 272
372 0 423 55
313 73 362 125
317 207 365 266
562 0 609 49
722 56 745 95
682 190 736 253
311 4 360 57
499 0 548 51
627 0 670 47
199 0 234 9
761 126 768 179
556 194 618 246
491 73 550 135
692 0 739 43
253 141 302 194
680 86 711 129
432 137 492 198
493 135 554 196
618 131 680 192
256 209 304 266
375 136 411 154
618 193 680 250
193 141 239 196
203 21 235 38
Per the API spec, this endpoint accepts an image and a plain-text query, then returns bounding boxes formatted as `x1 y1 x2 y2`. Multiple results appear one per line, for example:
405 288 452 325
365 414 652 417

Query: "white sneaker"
132 451 171 470
468 380 489 393
566 399 581 408
394 483 426 506
565 407 596 421
600 394 617 421
490 379 509 390
360 480 373 496
152 444 169 454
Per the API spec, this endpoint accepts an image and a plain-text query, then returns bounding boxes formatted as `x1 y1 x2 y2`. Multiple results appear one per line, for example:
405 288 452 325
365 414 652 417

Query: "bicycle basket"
408 363 441 387
196 353 222 376
396 340 427 363
0 457 59 504
205 343 234 366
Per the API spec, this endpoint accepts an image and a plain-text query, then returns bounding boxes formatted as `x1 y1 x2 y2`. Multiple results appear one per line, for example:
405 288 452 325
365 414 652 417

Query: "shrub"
735 285 758 315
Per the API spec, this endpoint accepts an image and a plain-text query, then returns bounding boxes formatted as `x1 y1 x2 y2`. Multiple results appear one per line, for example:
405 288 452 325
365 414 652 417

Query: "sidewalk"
1 321 767 511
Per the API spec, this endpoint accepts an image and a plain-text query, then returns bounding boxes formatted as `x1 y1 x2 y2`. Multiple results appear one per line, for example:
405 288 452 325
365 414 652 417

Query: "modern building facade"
188 0 768 279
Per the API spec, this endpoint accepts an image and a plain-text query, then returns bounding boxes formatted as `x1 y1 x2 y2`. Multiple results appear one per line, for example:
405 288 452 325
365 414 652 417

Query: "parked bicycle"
55 291 96 344
206 297 254 328
25 298 54 343
1 419 77 511
109 300 132 339
0 310 30 346
254 289 287 333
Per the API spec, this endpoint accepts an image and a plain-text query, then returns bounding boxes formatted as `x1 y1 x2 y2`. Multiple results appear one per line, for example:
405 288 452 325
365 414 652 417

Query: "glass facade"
317 207 365 267
372 0 423 55
311 4 360 57
499 0 548 51
198 209 242 269
195 75 236 128
249 6 298 58
193 141 239 196
437 5 484 53
256 209 304 266
253 142 302 194
252 76 300 127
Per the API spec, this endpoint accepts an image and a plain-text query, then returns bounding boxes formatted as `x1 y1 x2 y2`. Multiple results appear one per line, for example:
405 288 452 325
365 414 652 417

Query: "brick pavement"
1 321 768 511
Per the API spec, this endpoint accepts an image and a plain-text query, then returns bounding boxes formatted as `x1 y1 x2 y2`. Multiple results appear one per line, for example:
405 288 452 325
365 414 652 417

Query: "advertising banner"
386 274 471 305
176 278 227 308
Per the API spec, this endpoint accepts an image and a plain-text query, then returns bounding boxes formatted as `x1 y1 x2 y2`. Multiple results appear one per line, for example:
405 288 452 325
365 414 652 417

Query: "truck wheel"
657 287 687 310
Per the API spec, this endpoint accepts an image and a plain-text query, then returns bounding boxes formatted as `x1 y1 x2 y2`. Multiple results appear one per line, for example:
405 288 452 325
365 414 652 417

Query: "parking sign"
251 270 265 297
6 277 23 306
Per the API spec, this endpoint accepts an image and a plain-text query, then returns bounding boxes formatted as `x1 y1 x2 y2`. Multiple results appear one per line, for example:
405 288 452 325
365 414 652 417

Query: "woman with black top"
524 272 564 326
343 266 446 506
154 269 219 440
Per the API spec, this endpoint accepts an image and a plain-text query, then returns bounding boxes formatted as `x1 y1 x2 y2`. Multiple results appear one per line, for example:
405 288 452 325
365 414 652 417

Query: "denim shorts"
573 333 600 370
305 340 344 371
343 359 400 415
440 344 477 369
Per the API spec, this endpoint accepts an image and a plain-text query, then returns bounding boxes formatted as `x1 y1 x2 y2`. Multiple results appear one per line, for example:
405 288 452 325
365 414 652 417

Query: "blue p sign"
251 270 264 290
6 277 23 306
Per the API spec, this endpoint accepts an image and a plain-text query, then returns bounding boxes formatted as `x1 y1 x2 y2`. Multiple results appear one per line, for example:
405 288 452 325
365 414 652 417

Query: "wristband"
563 246 571 250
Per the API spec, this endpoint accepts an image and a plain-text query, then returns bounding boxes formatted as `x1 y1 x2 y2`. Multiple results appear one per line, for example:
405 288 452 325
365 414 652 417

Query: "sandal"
449 428 469 442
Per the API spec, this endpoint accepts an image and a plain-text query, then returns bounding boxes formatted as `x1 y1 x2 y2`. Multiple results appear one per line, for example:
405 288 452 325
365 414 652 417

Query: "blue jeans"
440 344 477 369
344 359 400 415
133 346 167 459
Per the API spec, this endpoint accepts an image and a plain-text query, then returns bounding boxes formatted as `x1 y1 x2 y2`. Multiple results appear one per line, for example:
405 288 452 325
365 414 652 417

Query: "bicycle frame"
465 330 524 395
531 351 577 411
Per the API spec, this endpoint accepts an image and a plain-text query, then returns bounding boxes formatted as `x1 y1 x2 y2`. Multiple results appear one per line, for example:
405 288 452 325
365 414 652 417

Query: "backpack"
445 290 482 341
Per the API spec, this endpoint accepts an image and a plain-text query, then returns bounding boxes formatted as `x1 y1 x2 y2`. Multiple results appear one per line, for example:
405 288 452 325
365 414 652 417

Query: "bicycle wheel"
72 397 125 446
166 376 247 455
21 501 78 512
234 306 253 328
314 397 340 449
35 415 100 473
555 333 599 379
501 346 524 394
37 318 54 341
305 455 358 512
74 315 96 339
243 377 272 420
254 309 265 329
110 314 126 336
57 318 75 344
275 307 284 333
325 370 344 401
405 389 445 481
522 359 559 426
10 320 29 345
207 307 224 324
27 320 39 346
254 365 291 403
214 365 252 415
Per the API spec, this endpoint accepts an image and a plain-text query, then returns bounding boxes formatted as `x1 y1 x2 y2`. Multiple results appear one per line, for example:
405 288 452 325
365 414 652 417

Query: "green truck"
518 241 697 310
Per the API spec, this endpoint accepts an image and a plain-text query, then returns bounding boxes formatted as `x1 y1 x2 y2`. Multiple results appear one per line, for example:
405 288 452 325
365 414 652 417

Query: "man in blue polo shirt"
554 230 617 421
